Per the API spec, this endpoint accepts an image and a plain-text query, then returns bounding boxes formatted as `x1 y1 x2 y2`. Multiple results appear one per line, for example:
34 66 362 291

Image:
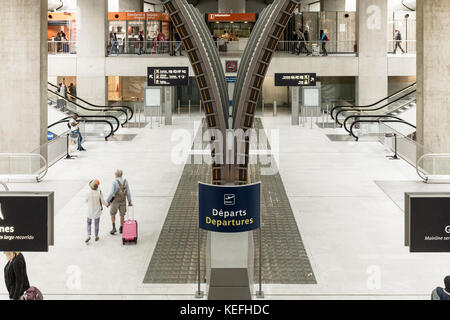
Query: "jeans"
321 42 328 56
74 129 83 150
394 41 405 53
87 218 100 237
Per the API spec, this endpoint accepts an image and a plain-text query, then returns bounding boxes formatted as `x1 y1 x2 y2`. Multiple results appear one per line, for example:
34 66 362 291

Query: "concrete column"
356 0 388 106
164 87 174 125
416 0 450 154
76 0 108 105
291 87 300 125
321 0 346 11
218 0 245 13
0 0 48 153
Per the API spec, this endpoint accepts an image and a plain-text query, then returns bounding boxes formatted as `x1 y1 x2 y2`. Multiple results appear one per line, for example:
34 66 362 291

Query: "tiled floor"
0 111 447 300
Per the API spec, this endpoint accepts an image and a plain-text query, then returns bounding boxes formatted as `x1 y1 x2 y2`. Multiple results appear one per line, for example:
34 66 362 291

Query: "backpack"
325 35 330 42
115 179 127 203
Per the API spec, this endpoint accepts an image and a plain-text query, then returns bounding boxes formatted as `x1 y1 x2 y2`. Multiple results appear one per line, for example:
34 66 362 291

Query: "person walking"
69 115 86 151
320 29 329 56
3 252 30 300
393 29 405 54
106 169 132 235
291 31 299 54
85 179 107 243
174 32 183 56
432 276 450 300
109 32 119 55
298 28 311 56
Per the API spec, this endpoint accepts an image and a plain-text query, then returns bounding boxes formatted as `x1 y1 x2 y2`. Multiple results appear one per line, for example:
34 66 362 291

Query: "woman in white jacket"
85 179 107 243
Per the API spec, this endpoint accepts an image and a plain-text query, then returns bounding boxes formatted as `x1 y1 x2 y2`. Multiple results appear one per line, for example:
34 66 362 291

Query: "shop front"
206 13 257 52
108 12 172 55
48 12 77 55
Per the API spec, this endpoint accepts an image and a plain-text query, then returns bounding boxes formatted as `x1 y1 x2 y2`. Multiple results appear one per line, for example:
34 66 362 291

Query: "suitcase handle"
126 205 135 221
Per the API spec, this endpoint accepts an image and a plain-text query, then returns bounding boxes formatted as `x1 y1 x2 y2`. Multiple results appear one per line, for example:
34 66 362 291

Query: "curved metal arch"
161 0 230 183
232 0 300 183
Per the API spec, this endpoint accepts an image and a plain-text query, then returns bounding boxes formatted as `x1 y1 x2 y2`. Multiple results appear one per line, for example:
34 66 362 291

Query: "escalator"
331 82 416 126
48 82 134 124
331 83 417 141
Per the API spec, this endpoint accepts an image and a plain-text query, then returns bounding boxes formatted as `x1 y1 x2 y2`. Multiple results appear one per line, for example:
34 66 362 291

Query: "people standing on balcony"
137 31 144 55
320 29 329 56
109 31 119 55
394 29 405 54
291 30 299 54
174 32 183 56
298 28 311 56
55 32 62 53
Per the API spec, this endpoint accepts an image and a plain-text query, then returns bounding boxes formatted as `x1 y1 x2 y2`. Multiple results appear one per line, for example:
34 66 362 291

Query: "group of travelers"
56 82 76 111
84 169 132 243
109 30 170 55
53 30 70 53
291 28 329 56
1 169 132 300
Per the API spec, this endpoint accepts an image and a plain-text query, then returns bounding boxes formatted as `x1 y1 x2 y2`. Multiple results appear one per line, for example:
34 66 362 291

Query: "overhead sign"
275 73 317 87
199 182 261 233
225 76 237 83
0 192 54 252
207 13 257 22
405 193 450 253
147 67 189 86
108 12 171 21
225 60 238 73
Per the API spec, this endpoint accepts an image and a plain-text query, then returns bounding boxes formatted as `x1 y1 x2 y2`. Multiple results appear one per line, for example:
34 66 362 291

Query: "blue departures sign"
198 182 261 233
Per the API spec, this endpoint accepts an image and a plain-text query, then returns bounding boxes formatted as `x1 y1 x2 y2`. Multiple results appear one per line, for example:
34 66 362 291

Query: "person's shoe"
119 226 123 234
95 237 100 242
110 228 116 235
85 236 91 243
79 148 87 151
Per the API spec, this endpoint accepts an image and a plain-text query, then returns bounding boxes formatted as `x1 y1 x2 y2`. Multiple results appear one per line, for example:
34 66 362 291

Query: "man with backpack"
106 169 132 235
431 276 450 300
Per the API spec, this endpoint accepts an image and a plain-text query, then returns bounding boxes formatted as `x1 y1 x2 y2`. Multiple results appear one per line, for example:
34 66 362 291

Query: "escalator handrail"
331 82 416 120
348 118 416 141
344 114 416 134
337 89 416 127
48 92 122 132
416 154 450 183
48 88 126 127
48 118 115 141
48 82 133 121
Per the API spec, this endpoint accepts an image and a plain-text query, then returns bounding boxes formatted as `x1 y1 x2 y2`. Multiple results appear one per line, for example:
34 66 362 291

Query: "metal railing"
0 153 48 182
48 40 76 55
387 40 416 54
416 154 450 184
379 122 450 184
276 40 357 55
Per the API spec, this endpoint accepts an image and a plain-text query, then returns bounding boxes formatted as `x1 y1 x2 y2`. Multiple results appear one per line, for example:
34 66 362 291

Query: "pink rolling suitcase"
122 207 138 245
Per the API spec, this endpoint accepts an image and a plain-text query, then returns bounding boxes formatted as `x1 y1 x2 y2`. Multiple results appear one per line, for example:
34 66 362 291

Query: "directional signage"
0 192 54 252
147 67 189 86
275 73 317 87
199 182 261 233
405 193 450 252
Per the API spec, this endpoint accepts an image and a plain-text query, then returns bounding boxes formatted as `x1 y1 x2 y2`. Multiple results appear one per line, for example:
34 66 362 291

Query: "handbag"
23 287 44 300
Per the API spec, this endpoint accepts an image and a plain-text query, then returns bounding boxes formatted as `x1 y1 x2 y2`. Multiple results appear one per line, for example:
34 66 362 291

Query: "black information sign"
147 67 189 86
406 193 450 253
0 192 54 252
199 182 261 233
274 73 317 87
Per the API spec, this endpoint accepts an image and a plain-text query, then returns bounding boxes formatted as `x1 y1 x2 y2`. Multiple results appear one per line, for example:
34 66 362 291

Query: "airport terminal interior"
0 0 449 301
